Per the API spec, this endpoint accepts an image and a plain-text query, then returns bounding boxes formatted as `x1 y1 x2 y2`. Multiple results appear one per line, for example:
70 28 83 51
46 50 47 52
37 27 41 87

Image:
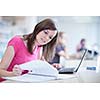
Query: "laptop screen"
74 49 88 72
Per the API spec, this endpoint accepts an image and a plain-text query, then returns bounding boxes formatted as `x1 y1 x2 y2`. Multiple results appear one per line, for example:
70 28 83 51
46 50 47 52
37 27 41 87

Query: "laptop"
58 49 87 74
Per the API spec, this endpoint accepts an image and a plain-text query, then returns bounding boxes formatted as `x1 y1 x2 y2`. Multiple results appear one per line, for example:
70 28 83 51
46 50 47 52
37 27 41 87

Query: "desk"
2 60 100 83
2 74 79 83
3 70 100 83
49 68 100 83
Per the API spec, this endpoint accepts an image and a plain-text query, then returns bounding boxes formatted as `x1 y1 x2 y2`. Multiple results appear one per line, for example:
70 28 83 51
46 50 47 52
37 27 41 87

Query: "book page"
19 60 58 77
3 60 58 82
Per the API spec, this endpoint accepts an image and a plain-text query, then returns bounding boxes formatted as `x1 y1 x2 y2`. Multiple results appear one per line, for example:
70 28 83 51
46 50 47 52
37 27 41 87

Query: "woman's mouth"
41 38 46 43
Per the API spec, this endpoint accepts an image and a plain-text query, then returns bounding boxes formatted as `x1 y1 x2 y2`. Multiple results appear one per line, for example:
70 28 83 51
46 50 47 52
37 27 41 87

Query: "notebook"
58 49 87 74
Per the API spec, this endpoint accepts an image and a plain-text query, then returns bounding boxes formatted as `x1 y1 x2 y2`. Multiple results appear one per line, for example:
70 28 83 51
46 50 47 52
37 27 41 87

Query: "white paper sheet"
3 60 58 82
19 60 58 77
4 74 58 83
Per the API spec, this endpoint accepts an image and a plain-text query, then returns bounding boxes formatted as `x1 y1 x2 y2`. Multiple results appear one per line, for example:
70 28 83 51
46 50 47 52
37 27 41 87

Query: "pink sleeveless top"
0 36 42 82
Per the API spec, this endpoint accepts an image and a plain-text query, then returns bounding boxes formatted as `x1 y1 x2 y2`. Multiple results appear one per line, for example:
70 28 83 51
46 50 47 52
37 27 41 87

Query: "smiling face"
35 29 57 45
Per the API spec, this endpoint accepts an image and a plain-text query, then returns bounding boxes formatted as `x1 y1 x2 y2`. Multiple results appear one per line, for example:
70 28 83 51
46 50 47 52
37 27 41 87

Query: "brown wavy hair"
23 18 58 62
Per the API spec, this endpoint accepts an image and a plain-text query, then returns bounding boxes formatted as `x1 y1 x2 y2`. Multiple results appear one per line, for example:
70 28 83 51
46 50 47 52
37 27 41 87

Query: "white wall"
97 23 100 53
59 23 98 54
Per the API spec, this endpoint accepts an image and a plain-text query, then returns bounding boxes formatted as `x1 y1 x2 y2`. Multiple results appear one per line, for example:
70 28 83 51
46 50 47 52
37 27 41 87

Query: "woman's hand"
52 63 62 70
12 65 22 76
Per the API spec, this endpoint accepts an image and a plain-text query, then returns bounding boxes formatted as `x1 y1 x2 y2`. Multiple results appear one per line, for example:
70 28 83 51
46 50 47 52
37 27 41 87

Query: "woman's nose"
45 36 49 41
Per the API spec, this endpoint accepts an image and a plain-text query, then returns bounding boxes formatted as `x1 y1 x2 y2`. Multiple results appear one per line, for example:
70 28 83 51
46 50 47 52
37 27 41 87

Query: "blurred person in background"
75 38 87 59
76 38 99 59
50 31 69 68
76 38 86 52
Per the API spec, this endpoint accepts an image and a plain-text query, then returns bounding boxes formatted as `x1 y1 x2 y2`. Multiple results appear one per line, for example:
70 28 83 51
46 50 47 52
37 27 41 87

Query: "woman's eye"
49 36 52 39
44 31 48 34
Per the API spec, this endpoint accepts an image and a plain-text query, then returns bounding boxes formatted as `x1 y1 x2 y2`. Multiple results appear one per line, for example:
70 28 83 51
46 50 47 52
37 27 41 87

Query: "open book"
3 60 58 82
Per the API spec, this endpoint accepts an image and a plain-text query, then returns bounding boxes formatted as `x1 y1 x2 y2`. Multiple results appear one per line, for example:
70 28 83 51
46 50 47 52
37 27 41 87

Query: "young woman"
0 18 58 82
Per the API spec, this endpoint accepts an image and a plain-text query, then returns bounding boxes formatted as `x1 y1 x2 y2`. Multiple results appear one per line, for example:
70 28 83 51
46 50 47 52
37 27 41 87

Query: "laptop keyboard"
58 67 75 74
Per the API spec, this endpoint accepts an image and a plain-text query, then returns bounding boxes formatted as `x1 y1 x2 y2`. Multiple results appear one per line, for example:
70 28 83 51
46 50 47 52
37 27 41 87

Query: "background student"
50 31 69 68
76 38 86 52
76 38 99 59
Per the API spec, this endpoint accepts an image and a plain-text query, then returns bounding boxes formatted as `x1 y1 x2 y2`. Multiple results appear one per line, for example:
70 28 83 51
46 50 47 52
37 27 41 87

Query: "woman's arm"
0 46 21 77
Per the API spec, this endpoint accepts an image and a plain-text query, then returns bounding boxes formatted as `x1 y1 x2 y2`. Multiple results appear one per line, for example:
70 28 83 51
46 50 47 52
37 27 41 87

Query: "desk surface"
2 60 100 83
3 69 100 83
